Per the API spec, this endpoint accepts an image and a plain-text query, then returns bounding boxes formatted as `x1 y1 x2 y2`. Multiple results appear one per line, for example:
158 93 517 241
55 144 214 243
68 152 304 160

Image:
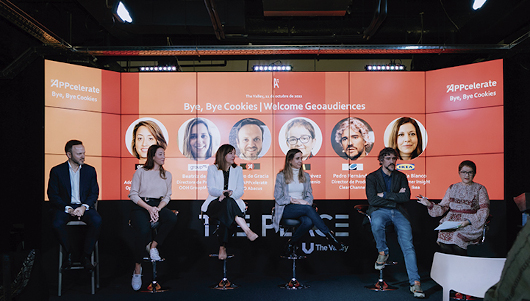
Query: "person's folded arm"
366 174 397 208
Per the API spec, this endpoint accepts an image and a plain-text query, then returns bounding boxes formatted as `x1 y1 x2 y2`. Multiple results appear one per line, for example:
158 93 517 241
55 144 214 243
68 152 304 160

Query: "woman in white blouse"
201 144 258 260
128 145 177 291
272 149 347 255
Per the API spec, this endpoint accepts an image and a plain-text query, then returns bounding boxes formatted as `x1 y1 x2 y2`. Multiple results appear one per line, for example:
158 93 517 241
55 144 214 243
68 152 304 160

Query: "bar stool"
278 217 308 290
141 221 165 293
202 213 238 290
57 220 99 296
354 204 398 292
209 253 237 290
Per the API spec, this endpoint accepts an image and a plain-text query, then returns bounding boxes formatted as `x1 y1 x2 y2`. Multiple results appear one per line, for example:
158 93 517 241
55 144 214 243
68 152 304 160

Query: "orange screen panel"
45 59 504 201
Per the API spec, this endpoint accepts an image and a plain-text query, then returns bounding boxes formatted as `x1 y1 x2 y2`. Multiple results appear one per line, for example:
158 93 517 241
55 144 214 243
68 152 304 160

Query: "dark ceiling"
1 0 530 74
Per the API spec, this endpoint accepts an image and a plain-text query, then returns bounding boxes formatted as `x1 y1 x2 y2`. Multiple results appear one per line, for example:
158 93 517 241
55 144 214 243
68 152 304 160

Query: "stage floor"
48 270 477 301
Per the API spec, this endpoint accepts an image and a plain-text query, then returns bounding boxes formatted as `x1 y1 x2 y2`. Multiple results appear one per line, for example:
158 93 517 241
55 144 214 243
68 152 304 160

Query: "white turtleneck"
288 168 304 200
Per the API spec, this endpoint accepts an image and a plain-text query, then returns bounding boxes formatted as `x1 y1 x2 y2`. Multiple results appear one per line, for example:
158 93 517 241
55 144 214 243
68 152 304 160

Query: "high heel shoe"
325 231 348 252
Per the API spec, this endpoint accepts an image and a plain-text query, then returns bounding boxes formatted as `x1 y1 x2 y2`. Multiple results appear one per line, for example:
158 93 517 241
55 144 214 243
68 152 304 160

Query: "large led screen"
44 59 503 201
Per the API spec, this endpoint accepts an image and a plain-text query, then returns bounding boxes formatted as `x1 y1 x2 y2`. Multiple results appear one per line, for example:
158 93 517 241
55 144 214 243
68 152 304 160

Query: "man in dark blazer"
47 140 101 271
365 147 424 298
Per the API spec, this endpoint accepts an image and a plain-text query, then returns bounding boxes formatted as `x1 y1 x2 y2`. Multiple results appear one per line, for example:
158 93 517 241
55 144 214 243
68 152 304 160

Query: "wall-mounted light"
365 64 406 71
115 1 132 23
253 65 292 72
139 66 177 72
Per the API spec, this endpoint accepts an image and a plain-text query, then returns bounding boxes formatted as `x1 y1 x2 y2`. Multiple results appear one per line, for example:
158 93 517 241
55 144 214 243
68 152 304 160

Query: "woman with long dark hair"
201 144 258 260
129 145 177 291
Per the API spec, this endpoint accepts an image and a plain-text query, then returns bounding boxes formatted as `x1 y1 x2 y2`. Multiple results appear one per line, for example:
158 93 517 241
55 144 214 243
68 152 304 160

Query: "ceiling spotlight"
139 66 178 72
253 64 292 72
116 1 132 23
365 64 406 71
472 0 487 10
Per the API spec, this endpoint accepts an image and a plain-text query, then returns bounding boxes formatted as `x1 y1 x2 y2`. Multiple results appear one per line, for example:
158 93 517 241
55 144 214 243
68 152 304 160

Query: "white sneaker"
150 248 161 261
131 268 142 291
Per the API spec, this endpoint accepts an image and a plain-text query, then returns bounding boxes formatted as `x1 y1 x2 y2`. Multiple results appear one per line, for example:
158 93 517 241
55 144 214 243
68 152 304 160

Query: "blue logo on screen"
342 163 363 170
397 164 415 171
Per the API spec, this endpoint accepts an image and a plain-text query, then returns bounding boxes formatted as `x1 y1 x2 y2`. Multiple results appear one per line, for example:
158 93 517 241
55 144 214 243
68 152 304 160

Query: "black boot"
284 240 298 256
325 232 348 252
61 253 72 271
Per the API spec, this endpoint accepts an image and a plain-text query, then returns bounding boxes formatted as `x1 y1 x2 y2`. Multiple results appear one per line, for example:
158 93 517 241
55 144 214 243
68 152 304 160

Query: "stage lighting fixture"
365 64 406 71
252 65 292 72
139 66 177 72
473 0 487 10
116 1 132 23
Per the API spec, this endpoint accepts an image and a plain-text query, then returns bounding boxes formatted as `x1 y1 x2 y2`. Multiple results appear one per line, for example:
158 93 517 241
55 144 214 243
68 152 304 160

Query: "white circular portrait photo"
125 117 169 159
279 117 323 160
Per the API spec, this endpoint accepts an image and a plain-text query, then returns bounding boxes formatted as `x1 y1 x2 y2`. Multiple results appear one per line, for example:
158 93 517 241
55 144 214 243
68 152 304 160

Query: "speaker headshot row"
125 116 428 163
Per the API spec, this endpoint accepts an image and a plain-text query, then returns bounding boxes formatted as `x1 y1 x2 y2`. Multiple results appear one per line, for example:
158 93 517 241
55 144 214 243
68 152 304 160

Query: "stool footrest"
280 255 306 260
365 280 398 291
279 279 309 290
209 254 234 259
142 257 165 262
211 278 238 290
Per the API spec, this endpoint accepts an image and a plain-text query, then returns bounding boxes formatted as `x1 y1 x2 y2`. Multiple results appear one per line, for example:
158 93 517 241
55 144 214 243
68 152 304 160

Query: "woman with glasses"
417 160 490 255
285 118 316 160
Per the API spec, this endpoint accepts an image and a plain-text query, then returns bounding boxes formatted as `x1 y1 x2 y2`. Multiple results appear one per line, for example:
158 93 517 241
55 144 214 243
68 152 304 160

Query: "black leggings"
439 243 467 256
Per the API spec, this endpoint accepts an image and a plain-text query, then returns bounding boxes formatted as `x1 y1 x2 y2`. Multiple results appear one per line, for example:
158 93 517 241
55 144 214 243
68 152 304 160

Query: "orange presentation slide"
44 59 504 201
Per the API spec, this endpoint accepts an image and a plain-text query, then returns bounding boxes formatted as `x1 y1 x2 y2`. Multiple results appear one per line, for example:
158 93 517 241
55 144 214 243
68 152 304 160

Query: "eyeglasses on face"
459 171 475 176
286 135 312 145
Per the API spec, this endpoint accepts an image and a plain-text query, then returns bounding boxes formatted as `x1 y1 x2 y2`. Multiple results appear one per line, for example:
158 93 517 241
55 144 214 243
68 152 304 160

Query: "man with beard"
47 140 101 272
365 147 425 298
236 118 264 160
335 117 373 160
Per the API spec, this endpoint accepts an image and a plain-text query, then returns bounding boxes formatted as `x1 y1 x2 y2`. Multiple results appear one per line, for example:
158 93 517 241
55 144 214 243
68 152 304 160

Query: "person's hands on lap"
147 206 159 223
72 206 86 219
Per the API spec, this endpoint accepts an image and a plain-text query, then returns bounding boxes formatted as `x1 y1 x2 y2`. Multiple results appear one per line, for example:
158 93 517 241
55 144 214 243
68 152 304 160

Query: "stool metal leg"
58 246 63 297
365 260 398 291
95 241 100 289
209 254 237 290
141 258 166 293
58 244 98 296
90 250 95 294
279 254 308 290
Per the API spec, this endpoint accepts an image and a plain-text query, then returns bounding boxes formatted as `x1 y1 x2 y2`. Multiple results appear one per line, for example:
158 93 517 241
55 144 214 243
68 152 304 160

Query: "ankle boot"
325 232 348 252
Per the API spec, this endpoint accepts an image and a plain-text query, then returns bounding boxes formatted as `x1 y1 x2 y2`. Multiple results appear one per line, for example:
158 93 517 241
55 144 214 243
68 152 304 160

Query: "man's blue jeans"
282 204 330 242
370 208 420 285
